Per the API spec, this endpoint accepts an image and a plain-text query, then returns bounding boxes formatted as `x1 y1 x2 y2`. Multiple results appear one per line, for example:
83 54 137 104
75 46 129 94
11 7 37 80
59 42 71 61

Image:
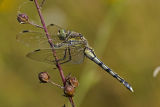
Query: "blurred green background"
0 0 160 107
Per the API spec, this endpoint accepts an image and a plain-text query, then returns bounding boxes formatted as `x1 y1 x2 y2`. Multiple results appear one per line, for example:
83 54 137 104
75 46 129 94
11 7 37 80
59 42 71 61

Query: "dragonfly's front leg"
53 42 68 48
57 48 68 62
30 0 46 9
59 48 72 64
40 0 46 9
54 43 63 48
53 43 72 64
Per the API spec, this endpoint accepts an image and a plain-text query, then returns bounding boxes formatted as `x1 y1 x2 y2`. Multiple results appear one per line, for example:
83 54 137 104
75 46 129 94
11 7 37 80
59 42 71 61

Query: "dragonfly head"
58 29 67 40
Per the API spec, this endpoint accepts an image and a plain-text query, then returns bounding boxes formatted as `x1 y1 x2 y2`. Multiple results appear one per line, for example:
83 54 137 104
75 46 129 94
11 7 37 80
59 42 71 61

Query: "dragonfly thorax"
68 31 82 38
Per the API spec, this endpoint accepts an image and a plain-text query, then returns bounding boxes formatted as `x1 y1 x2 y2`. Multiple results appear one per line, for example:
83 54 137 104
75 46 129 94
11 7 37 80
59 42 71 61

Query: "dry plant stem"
33 0 65 85
33 0 75 107
49 80 64 89
28 21 44 28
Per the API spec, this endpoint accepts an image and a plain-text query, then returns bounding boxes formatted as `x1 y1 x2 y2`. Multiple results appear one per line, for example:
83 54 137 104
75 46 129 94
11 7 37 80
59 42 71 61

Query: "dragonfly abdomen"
84 48 133 92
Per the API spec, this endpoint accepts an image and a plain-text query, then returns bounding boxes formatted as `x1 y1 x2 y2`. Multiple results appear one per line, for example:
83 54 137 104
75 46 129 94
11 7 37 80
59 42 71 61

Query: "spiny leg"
28 0 46 10
54 43 65 48
60 48 72 64
40 0 46 8
51 48 69 69
57 48 68 62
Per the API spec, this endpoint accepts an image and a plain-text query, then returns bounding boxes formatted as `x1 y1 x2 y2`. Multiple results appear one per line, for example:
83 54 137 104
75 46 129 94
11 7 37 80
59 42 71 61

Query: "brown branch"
33 0 75 106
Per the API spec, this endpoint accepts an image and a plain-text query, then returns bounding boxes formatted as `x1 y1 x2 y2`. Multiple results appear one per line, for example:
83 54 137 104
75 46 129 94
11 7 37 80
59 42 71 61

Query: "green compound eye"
58 29 67 40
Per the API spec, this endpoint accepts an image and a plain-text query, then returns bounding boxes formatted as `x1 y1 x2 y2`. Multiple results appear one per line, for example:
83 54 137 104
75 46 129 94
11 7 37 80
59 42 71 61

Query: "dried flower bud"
17 13 29 24
38 72 50 83
69 77 79 88
65 74 79 88
64 84 75 97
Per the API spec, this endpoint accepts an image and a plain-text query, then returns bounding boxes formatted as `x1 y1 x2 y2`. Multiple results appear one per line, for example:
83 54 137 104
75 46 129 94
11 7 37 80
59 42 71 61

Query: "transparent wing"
69 46 85 64
18 1 41 25
16 30 51 49
26 48 67 65
26 46 85 65
17 24 66 49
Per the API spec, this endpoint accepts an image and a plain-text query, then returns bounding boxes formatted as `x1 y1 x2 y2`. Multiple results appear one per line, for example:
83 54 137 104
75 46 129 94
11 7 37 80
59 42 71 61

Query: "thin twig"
49 80 64 89
28 21 44 28
33 0 75 106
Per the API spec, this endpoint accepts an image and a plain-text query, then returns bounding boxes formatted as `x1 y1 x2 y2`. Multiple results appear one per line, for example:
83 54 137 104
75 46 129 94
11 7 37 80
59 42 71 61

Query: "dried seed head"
65 74 79 88
38 72 50 83
64 84 75 97
69 77 79 88
17 13 29 24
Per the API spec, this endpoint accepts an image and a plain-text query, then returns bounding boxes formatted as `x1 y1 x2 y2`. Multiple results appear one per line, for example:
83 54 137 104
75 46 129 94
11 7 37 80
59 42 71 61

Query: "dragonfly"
17 23 134 92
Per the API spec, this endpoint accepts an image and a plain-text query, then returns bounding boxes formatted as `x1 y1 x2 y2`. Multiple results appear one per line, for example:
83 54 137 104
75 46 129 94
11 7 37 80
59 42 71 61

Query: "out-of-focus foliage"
0 0 15 12
0 0 160 107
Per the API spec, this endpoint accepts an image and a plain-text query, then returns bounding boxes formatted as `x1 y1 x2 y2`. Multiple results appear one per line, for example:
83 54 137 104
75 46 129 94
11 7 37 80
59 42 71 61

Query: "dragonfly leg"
40 0 46 9
28 0 45 9
54 43 64 48
57 48 68 62
60 48 72 64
